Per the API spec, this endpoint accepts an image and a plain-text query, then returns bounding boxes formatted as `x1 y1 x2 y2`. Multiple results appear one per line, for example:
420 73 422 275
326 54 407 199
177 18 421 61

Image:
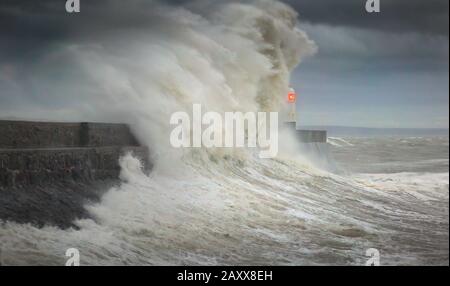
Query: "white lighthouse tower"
284 87 328 144
287 87 297 123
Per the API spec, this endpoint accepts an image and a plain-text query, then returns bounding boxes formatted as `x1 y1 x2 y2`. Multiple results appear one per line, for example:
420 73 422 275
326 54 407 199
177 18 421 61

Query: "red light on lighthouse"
287 89 296 103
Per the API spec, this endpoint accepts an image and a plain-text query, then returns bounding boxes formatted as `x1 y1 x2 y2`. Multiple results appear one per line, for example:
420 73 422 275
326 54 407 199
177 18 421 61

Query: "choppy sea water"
0 136 448 266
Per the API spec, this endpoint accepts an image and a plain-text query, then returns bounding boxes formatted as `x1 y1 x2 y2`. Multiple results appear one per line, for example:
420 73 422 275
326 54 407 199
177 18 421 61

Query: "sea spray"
169 104 279 158
0 1 447 266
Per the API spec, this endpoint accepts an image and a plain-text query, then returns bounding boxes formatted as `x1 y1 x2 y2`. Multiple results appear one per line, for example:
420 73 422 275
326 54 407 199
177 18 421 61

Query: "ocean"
0 135 448 266
0 0 447 266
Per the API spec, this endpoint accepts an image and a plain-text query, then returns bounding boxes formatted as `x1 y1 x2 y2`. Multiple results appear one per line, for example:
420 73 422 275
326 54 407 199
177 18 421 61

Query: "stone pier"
0 120 150 188
284 122 327 143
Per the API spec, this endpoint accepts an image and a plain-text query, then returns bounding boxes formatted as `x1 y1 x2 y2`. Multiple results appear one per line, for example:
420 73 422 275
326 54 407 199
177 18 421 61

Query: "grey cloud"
284 0 449 36
300 23 449 66
0 0 448 128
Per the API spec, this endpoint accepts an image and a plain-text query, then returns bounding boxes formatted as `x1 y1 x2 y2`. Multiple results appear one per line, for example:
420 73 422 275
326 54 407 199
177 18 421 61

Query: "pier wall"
0 121 149 188
0 121 139 148
284 122 328 143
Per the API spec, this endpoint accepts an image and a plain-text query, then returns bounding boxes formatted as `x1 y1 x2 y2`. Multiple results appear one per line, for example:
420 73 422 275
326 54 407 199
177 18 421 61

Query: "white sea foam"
354 172 449 201
328 137 354 147
0 0 448 266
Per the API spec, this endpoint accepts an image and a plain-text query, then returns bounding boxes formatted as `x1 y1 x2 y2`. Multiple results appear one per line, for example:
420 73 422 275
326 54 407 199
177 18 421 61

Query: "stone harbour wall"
0 147 149 188
0 120 149 188
283 122 328 143
0 121 139 148
296 130 328 143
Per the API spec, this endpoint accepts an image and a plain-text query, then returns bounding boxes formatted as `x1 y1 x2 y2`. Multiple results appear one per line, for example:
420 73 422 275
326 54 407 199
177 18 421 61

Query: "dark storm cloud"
1 0 447 57
281 0 449 128
283 0 449 36
0 0 448 128
1 0 447 63
2 0 211 63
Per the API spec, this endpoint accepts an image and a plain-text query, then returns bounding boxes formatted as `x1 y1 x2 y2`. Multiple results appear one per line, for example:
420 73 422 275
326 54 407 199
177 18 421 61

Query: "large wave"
2 0 316 166
0 0 448 266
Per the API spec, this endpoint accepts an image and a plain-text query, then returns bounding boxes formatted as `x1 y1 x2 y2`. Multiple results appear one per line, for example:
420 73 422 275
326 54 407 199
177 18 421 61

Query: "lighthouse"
284 87 327 143
287 87 297 123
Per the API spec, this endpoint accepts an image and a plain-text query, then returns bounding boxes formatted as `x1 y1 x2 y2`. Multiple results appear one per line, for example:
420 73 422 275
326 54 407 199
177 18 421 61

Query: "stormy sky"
0 0 448 128
284 0 449 128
